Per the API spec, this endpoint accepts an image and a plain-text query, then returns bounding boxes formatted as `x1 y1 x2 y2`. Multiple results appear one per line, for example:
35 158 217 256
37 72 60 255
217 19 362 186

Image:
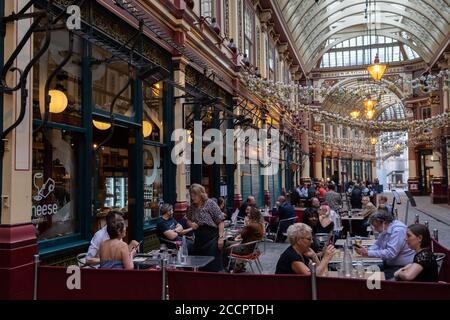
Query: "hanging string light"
350 110 360 119
366 0 387 81
370 137 378 145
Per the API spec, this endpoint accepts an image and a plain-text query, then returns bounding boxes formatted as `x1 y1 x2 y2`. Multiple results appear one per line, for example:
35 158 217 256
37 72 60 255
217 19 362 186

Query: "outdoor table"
340 212 366 236
328 248 383 265
334 239 376 247
133 254 215 271
324 271 385 280
167 255 215 271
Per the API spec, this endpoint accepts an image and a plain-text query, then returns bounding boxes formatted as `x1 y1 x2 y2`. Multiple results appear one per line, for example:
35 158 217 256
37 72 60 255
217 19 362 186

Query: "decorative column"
0 0 37 300
314 145 323 180
300 113 311 184
262 110 270 206
430 93 447 203
172 57 190 218
233 97 242 209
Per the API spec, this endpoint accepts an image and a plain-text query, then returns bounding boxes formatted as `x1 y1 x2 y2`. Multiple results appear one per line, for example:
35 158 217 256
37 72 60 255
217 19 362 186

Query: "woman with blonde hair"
275 223 335 275
317 204 334 235
186 183 225 272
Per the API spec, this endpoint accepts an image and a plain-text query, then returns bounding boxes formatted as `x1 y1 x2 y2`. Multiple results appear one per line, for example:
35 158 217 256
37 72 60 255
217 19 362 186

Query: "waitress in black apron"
186 184 225 272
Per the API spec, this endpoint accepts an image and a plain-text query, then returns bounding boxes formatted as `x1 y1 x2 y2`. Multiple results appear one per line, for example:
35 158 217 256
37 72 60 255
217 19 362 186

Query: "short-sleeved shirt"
186 198 224 228
275 246 311 274
86 226 110 259
413 248 439 282
156 217 181 241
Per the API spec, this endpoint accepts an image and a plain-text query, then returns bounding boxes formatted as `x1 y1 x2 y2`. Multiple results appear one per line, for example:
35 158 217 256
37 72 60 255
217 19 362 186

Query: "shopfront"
30 1 173 256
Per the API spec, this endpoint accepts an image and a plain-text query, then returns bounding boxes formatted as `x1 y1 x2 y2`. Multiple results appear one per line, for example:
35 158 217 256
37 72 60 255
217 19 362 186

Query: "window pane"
143 81 164 143
336 51 343 66
393 46 400 61
349 37 356 47
33 30 82 127
357 49 364 64
329 52 336 67
92 46 134 117
350 50 357 65
201 0 214 17
322 53 329 67
32 128 80 241
343 50 350 66
144 145 164 224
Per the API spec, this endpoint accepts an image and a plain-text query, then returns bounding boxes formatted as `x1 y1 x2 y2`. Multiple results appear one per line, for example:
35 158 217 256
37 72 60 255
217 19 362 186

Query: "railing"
32 239 450 300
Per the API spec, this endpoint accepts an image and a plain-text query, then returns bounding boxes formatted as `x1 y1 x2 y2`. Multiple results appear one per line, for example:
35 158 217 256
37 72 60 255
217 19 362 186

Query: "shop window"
92 45 134 117
143 81 164 143
32 129 79 241
144 145 164 225
94 126 130 222
33 30 82 127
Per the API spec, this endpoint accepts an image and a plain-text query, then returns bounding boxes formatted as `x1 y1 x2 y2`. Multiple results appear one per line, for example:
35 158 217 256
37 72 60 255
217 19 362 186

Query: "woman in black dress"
394 224 439 282
186 184 225 272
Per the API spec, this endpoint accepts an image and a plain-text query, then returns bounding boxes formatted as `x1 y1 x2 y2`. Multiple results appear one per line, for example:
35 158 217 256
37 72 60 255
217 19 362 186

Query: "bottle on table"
181 236 188 262
342 241 353 278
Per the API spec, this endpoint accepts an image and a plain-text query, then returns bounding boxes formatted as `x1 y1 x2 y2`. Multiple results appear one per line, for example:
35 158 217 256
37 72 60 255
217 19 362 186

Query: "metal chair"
227 240 263 273
434 252 446 275
275 216 297 242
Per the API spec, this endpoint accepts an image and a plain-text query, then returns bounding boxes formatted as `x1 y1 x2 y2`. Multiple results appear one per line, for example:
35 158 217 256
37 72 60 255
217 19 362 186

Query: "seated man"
86 210 139 265
355 211 415 279
378 195 393 215
303 197 320 223
360 196 377 219
156 203 194 250
238 195 256 219
272 196 296 242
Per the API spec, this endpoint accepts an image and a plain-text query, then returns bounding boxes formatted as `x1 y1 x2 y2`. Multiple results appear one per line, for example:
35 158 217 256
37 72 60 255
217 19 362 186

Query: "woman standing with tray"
187 184 225 272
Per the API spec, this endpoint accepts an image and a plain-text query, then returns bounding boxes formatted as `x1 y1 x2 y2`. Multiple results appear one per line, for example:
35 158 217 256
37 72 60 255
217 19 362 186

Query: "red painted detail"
0 223 37 300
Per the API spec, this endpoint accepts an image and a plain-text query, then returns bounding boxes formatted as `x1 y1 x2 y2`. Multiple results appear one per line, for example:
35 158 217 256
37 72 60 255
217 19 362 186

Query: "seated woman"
234 207 265 245
317 205 334 235
394 224 439 282
303 210 320 252
224 207 265 272
275 223 335 276
99 219 138 269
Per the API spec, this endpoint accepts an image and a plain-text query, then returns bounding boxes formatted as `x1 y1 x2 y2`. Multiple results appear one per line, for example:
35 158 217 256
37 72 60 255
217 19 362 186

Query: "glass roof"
320 35 419 68
277 0 450 72
320 77 406 121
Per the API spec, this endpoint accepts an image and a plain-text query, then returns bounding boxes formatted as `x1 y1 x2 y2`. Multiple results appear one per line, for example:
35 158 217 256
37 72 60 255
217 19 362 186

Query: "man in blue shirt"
355 211 415 279
272 196 296 242
156 204 194 250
